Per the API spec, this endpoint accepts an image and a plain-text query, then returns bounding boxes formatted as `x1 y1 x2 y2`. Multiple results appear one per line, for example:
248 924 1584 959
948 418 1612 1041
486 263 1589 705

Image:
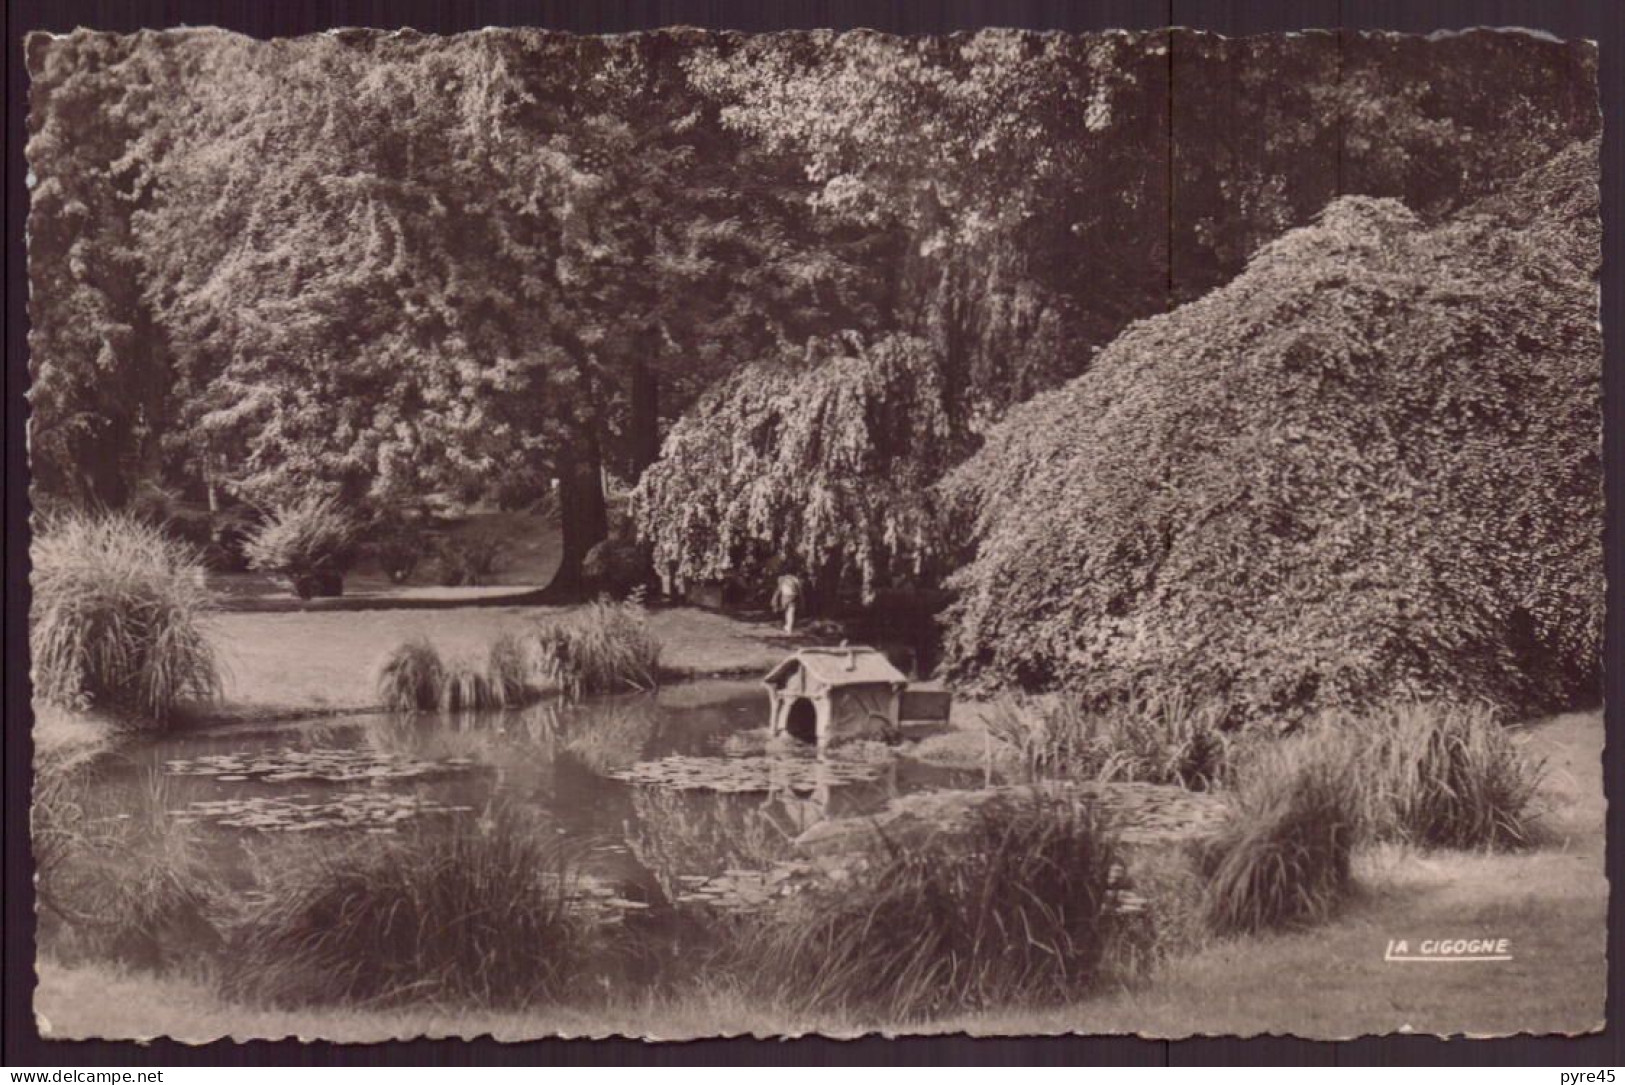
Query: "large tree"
25 32 172 508
122 29 877 590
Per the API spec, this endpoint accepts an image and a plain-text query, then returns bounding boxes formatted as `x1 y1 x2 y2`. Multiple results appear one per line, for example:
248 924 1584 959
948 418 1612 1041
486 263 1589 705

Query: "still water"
87 680 988 912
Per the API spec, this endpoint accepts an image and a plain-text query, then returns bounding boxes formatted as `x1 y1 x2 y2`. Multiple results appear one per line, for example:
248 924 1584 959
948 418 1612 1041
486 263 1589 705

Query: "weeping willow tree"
631 333 963 601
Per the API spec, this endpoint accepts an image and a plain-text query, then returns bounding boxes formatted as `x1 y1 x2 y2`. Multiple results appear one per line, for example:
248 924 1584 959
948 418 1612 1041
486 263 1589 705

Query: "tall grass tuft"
1336 701 1544 849
732 793 1119 1022
1200 735 1360 934
989 689 1228 789
532 594 661 701
486 631 532 705
438 658 503 712
31 510 222 723
225 809 600 1008
375 637 445 713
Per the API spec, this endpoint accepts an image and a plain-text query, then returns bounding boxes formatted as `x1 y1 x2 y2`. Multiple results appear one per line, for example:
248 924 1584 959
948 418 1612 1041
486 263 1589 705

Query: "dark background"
6 0 1622 1068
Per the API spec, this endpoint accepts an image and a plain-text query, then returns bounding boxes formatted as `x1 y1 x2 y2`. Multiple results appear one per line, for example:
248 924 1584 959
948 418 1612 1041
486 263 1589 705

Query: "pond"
81 680 992 917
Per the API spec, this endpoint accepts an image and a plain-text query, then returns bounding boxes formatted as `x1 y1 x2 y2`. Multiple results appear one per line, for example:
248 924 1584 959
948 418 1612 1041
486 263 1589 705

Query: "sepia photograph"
20 19 1604 1045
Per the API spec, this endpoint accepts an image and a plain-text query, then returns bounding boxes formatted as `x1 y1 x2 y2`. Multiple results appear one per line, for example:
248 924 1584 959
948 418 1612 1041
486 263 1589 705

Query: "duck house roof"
762 646 907 690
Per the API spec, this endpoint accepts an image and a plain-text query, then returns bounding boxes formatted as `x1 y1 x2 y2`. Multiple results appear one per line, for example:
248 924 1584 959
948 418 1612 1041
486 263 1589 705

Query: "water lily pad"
609 754 888 795
165 746 484 786
171 790 472 834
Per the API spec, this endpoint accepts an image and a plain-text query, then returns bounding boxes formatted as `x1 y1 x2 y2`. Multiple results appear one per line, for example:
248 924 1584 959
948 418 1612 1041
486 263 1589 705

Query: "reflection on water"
87 679 986 913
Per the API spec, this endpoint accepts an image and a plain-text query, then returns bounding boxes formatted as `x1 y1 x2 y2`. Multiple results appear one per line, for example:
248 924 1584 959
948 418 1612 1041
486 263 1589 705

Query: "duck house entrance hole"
784 697 819 743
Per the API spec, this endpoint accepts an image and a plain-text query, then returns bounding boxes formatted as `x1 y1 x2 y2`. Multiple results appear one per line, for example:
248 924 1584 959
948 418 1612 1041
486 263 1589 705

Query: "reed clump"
226 809 601 1008
532 594 661 702
731 792 1119 1022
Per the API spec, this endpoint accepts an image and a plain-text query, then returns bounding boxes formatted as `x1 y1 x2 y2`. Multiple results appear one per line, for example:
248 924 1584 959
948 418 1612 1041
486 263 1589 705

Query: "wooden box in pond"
763 647 909 749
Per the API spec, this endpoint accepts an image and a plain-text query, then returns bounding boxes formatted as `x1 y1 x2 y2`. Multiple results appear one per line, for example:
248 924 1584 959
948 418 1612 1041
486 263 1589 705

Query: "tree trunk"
545 442 609 599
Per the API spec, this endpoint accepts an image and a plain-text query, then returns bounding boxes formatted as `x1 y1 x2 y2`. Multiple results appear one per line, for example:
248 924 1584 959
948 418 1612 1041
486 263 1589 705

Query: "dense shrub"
31 510 222 722
582 538 651 598
435 531 503 587
226 810 600 1007
732 793 1119 1022
1200 736 1361 934
242 497 358 598
372 530 426 584
944 144 1601 724
988 690 1228 788
532 595 661 701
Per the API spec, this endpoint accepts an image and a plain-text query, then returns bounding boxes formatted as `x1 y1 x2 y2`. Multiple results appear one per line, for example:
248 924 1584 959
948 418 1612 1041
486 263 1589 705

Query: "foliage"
1200 736 1361 934
581 500 650 597
732 792 1119 1022
225 809 601 1007
31 510 221 722
370 521 427 584
434 531 504 587
242 496 359 598
582 536 650 598
436 659 505 713
633 333 958 600
531 595 661 700
944 148 1601 724
688 30 1173 414
24 33 171 507
1167 32 1598 301
27 29 1598 593
988 691 1228 789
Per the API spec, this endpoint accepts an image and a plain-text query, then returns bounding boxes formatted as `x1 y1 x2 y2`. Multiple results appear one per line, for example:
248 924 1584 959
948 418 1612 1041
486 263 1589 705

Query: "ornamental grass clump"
225 809 600 1008
532 595 661 701
375 637 445 713
31 510 222 724
1200 734 1361 934
376 633 538 714
1338 701 1545 850
732 793 1119 1022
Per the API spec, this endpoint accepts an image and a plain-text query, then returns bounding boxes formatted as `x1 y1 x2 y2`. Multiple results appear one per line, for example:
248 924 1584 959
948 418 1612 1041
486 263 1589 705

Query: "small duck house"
764 646 909 748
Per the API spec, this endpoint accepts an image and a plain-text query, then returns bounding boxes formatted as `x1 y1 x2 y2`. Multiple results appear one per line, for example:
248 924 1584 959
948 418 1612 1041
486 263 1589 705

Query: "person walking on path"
772 572 804 634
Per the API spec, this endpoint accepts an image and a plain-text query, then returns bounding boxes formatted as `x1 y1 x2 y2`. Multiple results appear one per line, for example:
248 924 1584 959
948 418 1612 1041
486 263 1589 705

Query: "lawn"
202 604 805 717
33 710 1604 1040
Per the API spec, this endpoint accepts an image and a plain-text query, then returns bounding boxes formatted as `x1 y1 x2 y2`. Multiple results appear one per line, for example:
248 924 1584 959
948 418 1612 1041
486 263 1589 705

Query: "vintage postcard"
24 26 1603 1041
